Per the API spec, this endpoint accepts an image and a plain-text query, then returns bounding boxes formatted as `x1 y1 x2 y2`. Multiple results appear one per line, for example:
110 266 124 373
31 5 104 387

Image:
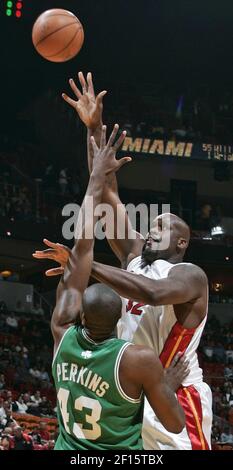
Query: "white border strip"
52 326 74 367
82 328 116 345
82 328 97 344
114 342 142 404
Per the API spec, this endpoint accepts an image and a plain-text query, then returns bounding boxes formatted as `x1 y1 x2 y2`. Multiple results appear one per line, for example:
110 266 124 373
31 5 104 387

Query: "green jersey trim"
114 342 143 404
52 326 73 367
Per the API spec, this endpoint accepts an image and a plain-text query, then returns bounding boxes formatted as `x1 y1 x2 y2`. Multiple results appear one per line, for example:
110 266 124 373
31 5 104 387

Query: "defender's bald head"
82 284 122 339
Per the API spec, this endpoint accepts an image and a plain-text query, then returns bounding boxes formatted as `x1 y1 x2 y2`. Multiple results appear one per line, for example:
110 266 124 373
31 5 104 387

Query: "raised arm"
51 158 105 346
62 72 144 267
51 125 130 348
51 170 103 345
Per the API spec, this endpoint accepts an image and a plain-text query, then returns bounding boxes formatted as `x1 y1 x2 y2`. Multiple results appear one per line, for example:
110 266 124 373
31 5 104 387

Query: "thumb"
45 267 64 277
117 157 132 170
96 90 107 105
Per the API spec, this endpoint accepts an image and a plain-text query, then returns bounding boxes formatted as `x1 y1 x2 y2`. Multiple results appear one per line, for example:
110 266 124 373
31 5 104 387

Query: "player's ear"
177 237 188 250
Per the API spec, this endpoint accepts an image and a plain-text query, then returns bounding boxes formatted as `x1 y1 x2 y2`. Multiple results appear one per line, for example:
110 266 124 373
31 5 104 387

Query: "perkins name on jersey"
56 362 109 398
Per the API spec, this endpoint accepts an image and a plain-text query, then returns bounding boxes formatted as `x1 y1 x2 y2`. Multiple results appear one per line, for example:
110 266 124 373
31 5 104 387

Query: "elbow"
169 420 185 434
165 420 185 434
165 410 186 434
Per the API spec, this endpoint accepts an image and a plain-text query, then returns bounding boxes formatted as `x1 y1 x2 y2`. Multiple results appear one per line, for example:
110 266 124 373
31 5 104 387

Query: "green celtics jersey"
52 326 144 450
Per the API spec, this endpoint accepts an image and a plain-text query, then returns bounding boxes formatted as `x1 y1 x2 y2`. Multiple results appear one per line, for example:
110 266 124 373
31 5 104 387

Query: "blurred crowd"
0 164 232 236
0 159 84 225
0 302 58 450
199 315 233 446
104 84 233 144
1 83 233 230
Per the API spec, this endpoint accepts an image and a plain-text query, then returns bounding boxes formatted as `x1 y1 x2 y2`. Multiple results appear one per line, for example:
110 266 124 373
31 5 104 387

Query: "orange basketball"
32 9 84 62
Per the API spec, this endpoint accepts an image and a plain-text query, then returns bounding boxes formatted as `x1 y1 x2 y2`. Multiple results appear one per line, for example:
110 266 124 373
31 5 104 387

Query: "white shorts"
142 382 213 450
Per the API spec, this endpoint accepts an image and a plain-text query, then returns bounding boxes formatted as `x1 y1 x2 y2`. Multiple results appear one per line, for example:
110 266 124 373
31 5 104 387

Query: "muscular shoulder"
124 344 157 360
121 344 162 378
169 263 208 286
126 253 142 271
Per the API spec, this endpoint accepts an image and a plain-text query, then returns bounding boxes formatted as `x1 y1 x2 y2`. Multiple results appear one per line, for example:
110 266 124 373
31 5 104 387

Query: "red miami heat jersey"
118 257 208 387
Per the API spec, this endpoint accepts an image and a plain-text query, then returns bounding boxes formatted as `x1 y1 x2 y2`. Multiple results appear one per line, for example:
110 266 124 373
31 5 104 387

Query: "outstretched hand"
62 71 106 130
32 239 70 277
91 124 132 175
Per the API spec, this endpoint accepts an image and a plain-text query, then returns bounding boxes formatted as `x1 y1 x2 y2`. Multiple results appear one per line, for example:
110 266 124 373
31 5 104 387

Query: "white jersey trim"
52 326 73 367
82 328 115 345
82 328 97 344
114 342 143 404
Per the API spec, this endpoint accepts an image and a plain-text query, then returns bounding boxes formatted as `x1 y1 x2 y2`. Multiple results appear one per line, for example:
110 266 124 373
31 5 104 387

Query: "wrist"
88 121 103 133
90 166 105 181
164 372 176 392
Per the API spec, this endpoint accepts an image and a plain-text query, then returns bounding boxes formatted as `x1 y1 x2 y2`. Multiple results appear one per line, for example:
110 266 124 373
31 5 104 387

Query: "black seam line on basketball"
35 22 79 47
44 27 82 58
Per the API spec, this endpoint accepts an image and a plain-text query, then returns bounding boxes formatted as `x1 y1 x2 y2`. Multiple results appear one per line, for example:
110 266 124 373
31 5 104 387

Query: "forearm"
87 120 135 261
91 261 156 304
87 125 102 173
59 170 105 315
91 262 197 306
87 127 131 264
155 384 185 434
98 165 143 266
73 169 105 253
52 272 80 335
87 127 118 192
53 277 82 327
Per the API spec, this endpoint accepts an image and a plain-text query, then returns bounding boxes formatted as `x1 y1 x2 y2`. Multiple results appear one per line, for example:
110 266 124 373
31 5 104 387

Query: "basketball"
32 9 84 62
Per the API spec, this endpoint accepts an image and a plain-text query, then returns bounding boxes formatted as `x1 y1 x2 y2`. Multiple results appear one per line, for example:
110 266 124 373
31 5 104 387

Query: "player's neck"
141 253 184 268
166 253 184 264
83 327 116 343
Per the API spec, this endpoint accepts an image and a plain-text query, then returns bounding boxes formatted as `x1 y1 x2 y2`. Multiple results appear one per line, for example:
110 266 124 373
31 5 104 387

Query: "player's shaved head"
169 214 190 242
141 213 191 266
82 283 122 340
